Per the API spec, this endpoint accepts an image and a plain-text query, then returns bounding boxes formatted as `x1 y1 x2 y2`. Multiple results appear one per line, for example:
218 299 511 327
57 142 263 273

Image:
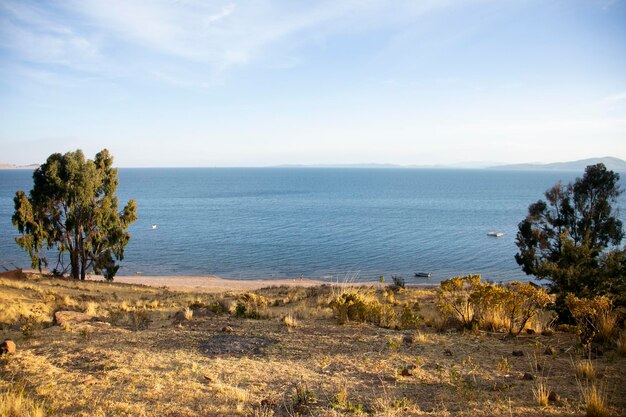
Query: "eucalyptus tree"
12 149 137 280
515 163 624 301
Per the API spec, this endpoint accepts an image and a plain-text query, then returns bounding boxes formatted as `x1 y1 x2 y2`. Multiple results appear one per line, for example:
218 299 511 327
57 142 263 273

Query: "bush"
437 274 482 328
391 275 405 289
399 302 421 329
565 294 617 349
499 282 552 336
438 275 552 335
329 291 397 328
235 293 268 319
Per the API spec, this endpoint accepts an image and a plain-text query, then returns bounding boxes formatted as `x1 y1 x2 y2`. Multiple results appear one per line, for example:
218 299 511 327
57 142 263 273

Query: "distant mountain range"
0 163 39 170
274 157 626 171
488 157 626 171
2 157 625 171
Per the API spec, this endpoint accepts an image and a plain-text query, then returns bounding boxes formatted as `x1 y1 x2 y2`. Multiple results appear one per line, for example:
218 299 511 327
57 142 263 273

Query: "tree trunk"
70 250 79 280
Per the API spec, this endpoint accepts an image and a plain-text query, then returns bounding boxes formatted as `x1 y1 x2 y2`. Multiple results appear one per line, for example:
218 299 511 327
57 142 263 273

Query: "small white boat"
151 224 157 229
487 231 504 237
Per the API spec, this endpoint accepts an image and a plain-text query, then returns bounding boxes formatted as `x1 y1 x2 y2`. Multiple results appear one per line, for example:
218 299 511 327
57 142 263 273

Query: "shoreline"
6 269 436 292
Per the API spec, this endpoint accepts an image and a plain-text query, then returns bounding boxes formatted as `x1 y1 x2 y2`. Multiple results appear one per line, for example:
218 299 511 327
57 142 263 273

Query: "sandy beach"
88 274 333 292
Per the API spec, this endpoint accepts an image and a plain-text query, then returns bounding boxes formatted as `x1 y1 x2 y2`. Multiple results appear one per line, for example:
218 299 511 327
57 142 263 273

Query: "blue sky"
1 0 625 167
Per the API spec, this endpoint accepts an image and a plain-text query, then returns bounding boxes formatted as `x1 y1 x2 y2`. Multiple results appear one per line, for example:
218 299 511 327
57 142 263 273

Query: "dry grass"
532 379 550 407
1 273 625 417
574 360 596 381
0 387 46 417
578 380 609 417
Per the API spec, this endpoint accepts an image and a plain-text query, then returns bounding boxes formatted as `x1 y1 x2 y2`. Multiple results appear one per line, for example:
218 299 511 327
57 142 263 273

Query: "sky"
0 0 625 167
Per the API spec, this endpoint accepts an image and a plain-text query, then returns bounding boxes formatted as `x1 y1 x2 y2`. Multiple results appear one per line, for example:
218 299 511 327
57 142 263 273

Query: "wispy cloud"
0 0 460 86
602 92 626 103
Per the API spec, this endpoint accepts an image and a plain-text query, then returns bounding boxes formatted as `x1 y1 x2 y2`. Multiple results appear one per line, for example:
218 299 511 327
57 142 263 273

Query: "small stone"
261 398 277 408
174 311 188 322
0 340 16 355
403 335 414 345
525 328 536 335
548 390 559 402
401 364 417 376
522 372 535 381
512 350 524 357
544 347 556 355
444 349 453 357
222 326 233 333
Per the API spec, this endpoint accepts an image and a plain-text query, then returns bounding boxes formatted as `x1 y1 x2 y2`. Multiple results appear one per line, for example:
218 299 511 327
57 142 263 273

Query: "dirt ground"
1 272 624 417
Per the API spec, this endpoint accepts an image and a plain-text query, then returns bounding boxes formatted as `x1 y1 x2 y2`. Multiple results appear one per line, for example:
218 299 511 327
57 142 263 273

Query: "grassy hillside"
1 272 624 416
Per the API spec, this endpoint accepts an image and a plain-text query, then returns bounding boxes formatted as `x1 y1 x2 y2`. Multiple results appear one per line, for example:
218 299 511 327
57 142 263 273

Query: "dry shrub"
235 293 269 319
0 388 46 417
183 307 193 321
565 294 617 348
578 380 609 417
437 274 482 328
83 301 98 317
438 275 552 335
282 313 298 327
329 290 396 328
498 282 552 336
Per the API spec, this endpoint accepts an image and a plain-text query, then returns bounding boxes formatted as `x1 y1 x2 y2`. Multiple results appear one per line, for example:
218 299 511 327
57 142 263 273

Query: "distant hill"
489 157 626 171
0 163 39 170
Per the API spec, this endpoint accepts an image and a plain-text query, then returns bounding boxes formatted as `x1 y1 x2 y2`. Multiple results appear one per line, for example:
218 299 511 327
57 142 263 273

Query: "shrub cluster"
235 293 269 319
437 275 552 335
565 294 618 349
329 292 396 328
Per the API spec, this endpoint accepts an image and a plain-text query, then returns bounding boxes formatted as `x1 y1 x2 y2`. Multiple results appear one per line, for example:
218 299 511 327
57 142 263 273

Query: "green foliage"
12 149 137 280
391 275 405 288
515 163 625 301
399 302 421 329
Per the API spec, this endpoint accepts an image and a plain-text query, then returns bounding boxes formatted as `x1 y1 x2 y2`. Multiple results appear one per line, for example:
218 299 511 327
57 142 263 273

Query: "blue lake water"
1 168 624 282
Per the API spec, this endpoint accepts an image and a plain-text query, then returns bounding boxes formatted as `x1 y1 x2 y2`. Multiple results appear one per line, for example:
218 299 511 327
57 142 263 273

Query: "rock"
443 349 453 357
0 340 16 355
522 372 535 381
222 326 233 333
512 350 524 357
174 311 188 322
193 308 215 318
525 328 536 335
544 346 556 355
403 335 414 345
55 311 92 326
548 390 559 402
401 365 417 376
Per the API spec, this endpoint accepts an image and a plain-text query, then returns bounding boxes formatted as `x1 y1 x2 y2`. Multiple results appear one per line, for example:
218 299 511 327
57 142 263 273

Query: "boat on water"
487 231 504 237
414 272 432 278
